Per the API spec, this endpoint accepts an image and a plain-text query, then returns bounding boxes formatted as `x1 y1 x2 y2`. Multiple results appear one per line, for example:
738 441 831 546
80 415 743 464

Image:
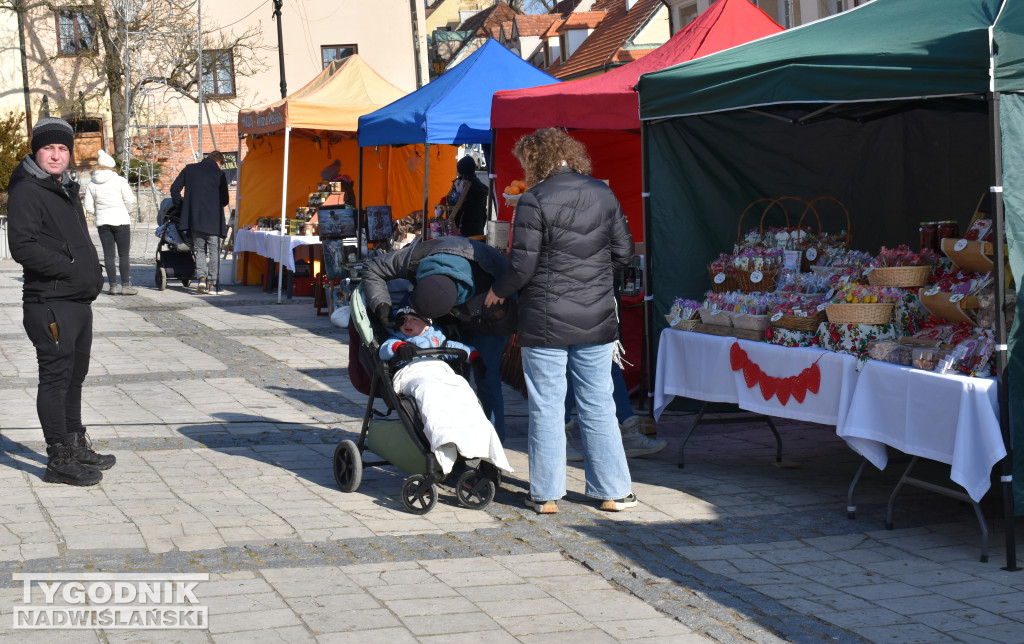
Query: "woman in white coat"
84 150 138 295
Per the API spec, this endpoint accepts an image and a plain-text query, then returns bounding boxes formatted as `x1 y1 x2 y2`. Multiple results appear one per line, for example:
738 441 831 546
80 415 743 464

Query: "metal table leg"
886 456 989 563
678 402 784 469
847 458 868 519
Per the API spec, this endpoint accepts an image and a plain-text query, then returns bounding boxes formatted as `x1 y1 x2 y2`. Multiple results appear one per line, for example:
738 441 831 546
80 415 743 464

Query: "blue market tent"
636 0 1024 568
358 39 558 146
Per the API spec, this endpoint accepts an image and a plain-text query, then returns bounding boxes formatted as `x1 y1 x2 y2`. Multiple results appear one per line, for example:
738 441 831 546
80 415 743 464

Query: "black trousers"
97 224 131 285
22 300 93 445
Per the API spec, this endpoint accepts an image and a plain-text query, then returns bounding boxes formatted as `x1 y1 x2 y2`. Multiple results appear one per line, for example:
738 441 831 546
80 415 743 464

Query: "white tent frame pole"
277 126 291 303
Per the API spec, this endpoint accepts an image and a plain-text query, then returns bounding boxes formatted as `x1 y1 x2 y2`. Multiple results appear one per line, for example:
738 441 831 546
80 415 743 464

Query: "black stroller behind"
154 198 195 290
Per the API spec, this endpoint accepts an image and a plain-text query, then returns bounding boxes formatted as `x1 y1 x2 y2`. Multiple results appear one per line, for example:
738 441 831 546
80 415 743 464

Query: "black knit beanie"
31 117 75 155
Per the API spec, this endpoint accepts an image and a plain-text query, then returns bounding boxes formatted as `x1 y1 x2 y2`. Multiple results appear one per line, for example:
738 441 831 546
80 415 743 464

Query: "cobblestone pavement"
0 234 1022 642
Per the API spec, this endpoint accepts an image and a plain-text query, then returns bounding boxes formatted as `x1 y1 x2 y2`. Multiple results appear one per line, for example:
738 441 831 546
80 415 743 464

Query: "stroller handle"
392 346 469 364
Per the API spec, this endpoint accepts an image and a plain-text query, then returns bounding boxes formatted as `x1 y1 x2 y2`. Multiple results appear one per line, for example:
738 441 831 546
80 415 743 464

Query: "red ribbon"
730 341 822 405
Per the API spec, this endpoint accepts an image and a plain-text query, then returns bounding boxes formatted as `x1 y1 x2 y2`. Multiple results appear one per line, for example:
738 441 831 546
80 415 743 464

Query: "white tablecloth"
837 360 1005 502
235 229 320 272
654 328 1006 501
653 330 862 425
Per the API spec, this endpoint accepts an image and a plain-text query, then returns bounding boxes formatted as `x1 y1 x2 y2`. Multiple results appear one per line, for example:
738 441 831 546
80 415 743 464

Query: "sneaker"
599 493 638 512
44 439 102 486
525 497 559 514
566 445 584 462
196 279 208 294
109 283 122 295
120 283 138 296
621 417 668 458
70 432 116 471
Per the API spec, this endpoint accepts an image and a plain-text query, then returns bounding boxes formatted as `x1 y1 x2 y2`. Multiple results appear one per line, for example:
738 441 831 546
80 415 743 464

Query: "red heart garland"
729 342 748 371
791 375 807 403
758 372 777 401
776 377 792 406
806 363 821 394
742 361 760 388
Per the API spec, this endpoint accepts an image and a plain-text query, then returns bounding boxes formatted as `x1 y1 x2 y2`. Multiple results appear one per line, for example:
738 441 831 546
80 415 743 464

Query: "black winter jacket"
491 168 632 347
361 236 515 335
170 157 229 236
7 156 104 303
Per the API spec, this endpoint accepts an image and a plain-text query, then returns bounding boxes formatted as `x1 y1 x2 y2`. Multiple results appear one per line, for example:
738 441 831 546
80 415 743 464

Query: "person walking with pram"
379 296 512 480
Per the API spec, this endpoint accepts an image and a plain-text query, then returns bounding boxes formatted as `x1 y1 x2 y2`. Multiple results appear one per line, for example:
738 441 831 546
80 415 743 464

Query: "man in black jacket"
171 150 229 294
8 117 116 486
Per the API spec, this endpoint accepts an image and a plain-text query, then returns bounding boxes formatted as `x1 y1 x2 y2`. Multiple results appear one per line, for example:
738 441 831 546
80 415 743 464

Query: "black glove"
375 303 396 328
394 342 417 362
469 350 487 380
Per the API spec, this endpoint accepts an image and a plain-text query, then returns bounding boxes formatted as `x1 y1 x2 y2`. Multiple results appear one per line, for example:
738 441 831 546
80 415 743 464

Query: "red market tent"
489 0 782 390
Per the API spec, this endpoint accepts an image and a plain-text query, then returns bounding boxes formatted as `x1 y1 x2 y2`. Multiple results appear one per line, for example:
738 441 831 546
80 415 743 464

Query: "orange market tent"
236 55 456 282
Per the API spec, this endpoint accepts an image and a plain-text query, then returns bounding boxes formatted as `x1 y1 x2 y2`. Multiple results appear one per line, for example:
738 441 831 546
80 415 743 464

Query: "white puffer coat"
84 169 136 227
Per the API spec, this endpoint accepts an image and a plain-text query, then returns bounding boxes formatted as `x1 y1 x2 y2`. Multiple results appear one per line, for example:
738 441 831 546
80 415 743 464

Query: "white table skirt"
653 329 862 426
837 360 1005 502
235 229 320 272
654 328 1006 502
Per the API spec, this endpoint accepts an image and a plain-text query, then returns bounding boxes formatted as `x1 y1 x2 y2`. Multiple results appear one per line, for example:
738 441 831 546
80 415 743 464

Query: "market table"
235 229 321 296
653 327 1005 560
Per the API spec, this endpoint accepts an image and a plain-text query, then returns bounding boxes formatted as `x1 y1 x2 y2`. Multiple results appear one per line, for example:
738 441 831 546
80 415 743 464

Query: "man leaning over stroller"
379 298 512 479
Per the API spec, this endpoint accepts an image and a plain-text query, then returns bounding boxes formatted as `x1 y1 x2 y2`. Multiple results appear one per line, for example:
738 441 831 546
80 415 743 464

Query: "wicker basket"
707 266 739 293
734 266 779 292
699 307 733 327
732 313 771 331
664 314 699 331
771 312 826 331
866 265 931 288
825 302 895 324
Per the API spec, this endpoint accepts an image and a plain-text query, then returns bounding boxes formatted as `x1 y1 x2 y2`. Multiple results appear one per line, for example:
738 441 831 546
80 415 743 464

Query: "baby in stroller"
379 297 512 479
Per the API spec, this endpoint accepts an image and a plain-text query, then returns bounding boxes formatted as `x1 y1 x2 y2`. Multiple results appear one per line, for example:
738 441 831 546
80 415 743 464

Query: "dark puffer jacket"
7 156 104 304
491 167 633 347
361 236 515 335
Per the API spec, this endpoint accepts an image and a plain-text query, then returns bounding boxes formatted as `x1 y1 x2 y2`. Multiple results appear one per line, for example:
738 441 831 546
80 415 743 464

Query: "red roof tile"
558 11 608 31
514 13 559 37
555 0 666 79
457 1 518 38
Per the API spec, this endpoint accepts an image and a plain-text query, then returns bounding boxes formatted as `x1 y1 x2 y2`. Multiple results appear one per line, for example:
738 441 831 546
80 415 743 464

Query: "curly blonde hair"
513 128 592 188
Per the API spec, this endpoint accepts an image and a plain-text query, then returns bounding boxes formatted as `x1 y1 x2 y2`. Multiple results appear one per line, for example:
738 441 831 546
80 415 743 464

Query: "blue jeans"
460 330 506 441
565 362 633 425
521 342 632 501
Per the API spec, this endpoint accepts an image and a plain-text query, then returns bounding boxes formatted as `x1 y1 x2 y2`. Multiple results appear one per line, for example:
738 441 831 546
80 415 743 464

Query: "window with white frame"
57 9 95 56
201 49 236 99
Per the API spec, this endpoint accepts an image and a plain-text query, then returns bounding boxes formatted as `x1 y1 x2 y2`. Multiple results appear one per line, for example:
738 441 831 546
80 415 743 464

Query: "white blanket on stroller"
392 360 513 475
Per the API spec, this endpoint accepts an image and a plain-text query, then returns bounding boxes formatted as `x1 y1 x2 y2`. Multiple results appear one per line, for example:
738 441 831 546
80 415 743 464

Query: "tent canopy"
357 39 558 146
491 0 782 131
633 0 1024 519
238 55 407 136
638 0 1015 119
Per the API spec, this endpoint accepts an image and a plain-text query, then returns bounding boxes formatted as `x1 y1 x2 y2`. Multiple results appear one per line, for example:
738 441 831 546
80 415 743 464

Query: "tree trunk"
108 90 127 158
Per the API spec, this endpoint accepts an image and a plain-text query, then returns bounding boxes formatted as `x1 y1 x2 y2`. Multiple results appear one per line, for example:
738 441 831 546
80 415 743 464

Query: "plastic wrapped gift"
815 322 899 359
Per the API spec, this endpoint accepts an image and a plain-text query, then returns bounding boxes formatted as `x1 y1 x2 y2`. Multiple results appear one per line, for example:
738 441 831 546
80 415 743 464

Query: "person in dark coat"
361 236 515 439
170 150 229 294
7 116 116 486
485 128 635 515
449 156 488 238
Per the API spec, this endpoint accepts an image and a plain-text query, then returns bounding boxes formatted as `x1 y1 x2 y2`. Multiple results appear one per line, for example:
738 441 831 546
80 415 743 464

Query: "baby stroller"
154 198 195 291
333 283 501 514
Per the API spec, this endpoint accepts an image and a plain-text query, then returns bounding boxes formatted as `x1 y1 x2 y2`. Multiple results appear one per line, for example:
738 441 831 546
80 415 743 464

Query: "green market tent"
636 0 1024 566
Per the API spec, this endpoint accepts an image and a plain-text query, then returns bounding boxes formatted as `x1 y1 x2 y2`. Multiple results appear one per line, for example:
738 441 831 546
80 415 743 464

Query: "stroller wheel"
156 267 167 291
333 440 362 492
401 475 437 515
455 469 496 509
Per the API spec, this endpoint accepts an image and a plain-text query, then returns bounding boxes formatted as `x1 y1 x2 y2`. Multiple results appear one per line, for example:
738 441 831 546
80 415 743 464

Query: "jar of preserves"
938 220 960 241
919 221 940 252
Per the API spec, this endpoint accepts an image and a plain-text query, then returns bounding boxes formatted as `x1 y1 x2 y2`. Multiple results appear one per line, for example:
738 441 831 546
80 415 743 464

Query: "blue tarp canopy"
358 39 558 146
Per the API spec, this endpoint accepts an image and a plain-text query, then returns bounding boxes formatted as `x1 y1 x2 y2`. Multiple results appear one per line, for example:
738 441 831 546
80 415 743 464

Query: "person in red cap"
361 236 515 440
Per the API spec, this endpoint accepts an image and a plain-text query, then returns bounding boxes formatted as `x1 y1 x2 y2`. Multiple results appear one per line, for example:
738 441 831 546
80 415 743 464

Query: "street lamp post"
272 0 286 98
